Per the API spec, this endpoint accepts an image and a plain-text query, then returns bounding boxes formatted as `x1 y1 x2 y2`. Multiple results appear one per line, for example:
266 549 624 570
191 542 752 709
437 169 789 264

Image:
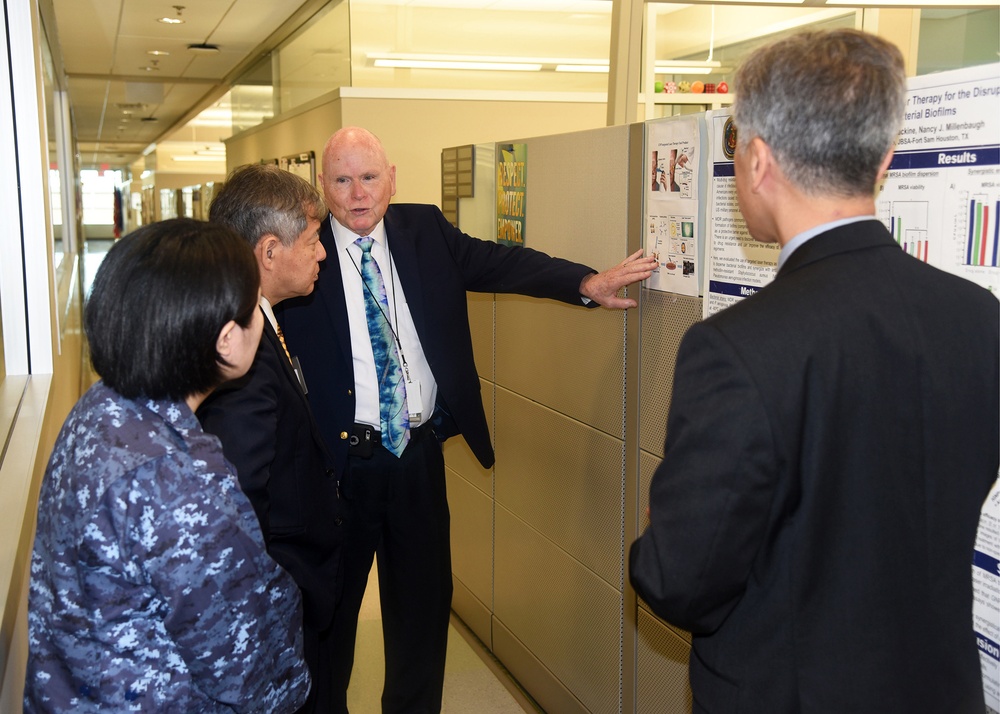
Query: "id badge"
407 377 423 426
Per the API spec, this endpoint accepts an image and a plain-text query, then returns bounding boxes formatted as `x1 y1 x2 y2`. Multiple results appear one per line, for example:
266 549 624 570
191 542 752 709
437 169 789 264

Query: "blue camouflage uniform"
24 381 311 713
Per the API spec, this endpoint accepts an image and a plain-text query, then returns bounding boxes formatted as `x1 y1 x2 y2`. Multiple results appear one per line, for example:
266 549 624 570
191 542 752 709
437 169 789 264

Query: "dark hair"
86 218 260 401
733 29 906 197
209 163 327 247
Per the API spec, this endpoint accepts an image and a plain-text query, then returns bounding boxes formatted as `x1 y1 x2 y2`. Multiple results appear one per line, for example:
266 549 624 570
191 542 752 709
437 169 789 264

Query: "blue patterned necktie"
356 236 409 456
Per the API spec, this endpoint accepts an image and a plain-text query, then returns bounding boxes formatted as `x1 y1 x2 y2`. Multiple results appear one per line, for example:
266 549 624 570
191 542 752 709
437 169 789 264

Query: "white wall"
226 87 608 206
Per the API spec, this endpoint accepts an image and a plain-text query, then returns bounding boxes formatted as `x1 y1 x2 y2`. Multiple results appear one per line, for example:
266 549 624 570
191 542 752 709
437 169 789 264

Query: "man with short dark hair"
199 163 346 714
629 29 999 713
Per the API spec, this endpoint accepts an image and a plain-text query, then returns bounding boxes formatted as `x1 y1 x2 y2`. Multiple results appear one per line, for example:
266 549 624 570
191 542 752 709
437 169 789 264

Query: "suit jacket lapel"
262 312 335 461
262 317 305 395
315 216 354 370
384 209 427 338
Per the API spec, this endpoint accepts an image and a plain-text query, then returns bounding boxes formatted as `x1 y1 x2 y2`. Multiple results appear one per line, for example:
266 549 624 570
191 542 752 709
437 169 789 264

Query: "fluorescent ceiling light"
827 0 997 4
555 64 609 73
656 66 715 75
373 58 542 71
369 52 606 72
157 17 184 25
173 155 226 162
654 60 723 75
369 53 724 74
697 0 801 3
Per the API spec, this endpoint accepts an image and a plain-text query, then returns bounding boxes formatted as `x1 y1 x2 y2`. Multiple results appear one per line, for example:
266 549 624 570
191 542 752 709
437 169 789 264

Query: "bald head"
319 127 397 237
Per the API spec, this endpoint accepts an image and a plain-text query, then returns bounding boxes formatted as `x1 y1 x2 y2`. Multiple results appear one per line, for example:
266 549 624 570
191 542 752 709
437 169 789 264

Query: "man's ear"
256 235 281 269
216 319 237 361
747 136 774 193
875 149 895 185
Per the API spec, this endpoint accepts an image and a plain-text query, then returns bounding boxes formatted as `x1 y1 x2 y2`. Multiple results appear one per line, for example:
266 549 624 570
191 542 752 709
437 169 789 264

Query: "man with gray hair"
630 29 998 712
199 163 347 714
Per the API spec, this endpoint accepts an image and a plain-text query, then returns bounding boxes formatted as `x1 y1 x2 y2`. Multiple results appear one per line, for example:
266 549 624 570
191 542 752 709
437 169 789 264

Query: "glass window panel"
275 0 351 113
80 169 122 226
917 8 1000 75
350 0 613 93
232 56 276 134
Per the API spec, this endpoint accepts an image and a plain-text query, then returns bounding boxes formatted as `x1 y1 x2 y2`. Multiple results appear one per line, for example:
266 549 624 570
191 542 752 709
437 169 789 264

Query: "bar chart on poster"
957 190 998 269
877 62 1000 296
881 199 930 262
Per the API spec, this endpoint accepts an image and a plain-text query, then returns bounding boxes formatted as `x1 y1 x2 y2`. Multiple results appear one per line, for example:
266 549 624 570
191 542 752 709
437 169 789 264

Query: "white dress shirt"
331 215 437 429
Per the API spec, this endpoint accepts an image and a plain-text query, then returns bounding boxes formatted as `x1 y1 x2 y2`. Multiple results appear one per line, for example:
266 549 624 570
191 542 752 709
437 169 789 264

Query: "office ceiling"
43 1 995 173
46 0 329 170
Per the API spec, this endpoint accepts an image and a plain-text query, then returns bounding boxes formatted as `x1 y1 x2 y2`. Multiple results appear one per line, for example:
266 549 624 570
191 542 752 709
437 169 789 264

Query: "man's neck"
774 192 876 247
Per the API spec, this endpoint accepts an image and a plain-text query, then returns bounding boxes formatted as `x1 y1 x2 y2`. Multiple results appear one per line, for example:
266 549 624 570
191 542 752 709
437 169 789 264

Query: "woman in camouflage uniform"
24 219 311 713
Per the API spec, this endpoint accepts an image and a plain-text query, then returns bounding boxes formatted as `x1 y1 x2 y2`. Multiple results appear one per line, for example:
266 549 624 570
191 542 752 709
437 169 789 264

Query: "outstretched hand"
579 249 657 309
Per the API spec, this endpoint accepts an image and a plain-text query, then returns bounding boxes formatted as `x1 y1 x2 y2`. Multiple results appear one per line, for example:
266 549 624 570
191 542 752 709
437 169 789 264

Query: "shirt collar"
331 214 387 254
259 296 277 331
778 215 876 270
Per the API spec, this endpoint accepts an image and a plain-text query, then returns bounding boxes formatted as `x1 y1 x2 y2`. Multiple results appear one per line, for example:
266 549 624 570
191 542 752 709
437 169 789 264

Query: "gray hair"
209 163 327 248
733 29 906 197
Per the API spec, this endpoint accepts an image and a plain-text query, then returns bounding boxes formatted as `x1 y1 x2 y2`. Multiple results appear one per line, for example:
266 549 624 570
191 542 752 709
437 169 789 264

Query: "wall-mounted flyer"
974 478 1000 714
496 143 527 247
703 110 779 318
644 116 702 297
876 62 1000 296
869 63 1000 711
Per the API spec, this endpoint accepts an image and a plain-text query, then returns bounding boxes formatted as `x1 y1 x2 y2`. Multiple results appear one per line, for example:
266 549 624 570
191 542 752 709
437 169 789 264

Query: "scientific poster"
497 143 527 247
702 110 779 318
877 63 1000 295
974 477 1000 714
645 117 701 296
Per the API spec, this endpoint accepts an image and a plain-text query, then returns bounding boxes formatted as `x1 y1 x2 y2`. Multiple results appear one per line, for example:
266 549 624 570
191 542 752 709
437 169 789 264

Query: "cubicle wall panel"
493 617 590 714
638 289 702 457
453 577 492 649
515 125 630 274
634 450 693 651
442 378 494 499
495 506 622 714
636 608 693 714
468 287 494 381
496 295 626 438
637 449 659 542
495 386 624 587
446 467 493 617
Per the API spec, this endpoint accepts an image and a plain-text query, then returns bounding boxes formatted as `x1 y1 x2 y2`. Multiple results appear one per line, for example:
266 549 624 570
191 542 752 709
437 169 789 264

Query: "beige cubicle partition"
446 123 703 713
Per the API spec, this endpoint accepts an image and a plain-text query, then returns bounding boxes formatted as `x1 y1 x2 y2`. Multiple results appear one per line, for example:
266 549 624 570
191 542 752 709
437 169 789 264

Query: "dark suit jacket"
630 220 999 713
199 315 344 632
278 203 596 473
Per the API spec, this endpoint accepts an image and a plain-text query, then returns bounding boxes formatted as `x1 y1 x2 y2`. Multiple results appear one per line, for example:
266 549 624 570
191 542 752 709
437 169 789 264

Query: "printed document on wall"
974 477 1000 714
644 116 702 296
877 63 1000 295
703 109 779 318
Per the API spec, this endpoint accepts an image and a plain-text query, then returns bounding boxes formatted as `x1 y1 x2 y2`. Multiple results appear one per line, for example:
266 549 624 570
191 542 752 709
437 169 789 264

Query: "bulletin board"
263 151 317 186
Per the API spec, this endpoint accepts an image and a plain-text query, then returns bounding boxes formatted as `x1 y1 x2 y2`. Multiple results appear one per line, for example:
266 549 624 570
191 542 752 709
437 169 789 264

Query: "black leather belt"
348 422 433 458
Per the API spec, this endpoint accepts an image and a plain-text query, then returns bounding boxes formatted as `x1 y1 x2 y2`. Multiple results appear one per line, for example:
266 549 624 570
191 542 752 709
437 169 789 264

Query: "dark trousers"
297 620 336 714
330 426 453 714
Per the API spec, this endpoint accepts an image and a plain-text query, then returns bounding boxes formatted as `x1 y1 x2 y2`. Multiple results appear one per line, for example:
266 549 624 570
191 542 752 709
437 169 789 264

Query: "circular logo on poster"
723 116 737 161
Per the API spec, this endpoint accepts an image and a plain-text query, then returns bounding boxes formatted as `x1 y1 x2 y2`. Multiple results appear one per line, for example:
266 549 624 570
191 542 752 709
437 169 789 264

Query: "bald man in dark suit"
279 126 656 713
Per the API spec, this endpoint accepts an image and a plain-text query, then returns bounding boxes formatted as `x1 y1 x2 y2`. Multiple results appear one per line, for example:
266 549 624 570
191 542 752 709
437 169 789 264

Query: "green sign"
496 143 527 247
